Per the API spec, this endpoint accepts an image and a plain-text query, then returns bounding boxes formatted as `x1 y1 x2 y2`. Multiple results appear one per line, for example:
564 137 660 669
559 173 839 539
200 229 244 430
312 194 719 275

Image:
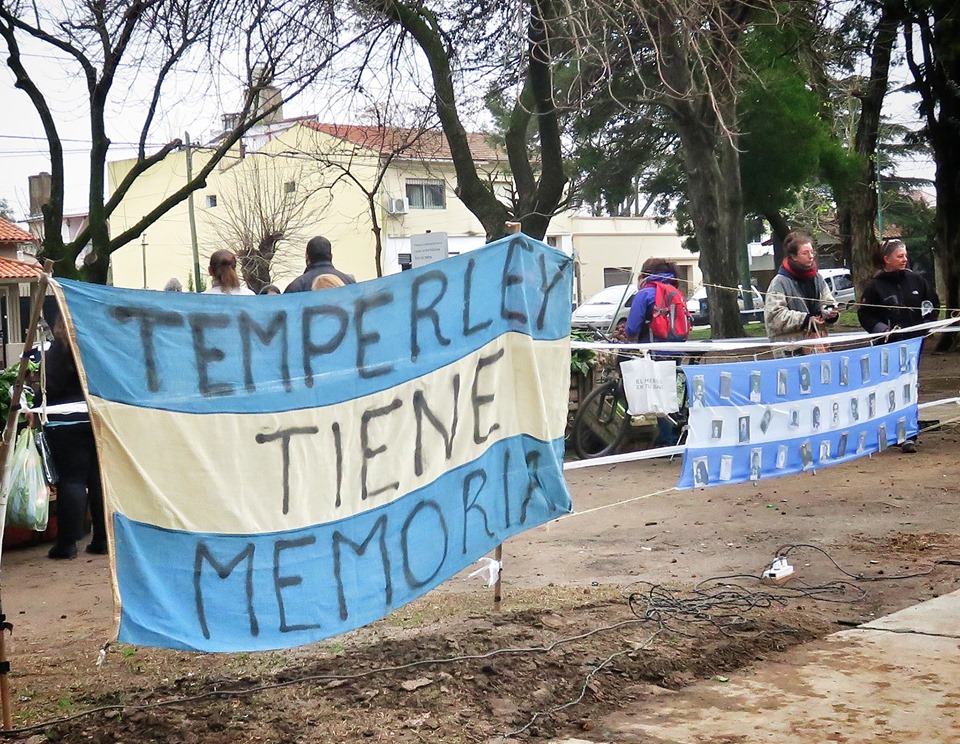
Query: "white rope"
562 444 683 470
572 316 960 355
918 397 960 410
553 485 679 522
563 395 960 472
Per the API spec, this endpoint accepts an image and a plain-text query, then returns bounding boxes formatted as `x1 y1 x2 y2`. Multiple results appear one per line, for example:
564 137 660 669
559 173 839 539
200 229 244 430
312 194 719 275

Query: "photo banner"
53 234 574 652
677 338 923 489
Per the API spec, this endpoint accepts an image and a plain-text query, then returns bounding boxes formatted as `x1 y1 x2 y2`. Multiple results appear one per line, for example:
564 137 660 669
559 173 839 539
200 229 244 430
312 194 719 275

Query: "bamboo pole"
0 260 54 730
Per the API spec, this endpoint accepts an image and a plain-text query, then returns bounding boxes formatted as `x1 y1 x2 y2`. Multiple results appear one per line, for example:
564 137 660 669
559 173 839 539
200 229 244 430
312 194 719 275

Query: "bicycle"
570 366 632 458
569 329 692 459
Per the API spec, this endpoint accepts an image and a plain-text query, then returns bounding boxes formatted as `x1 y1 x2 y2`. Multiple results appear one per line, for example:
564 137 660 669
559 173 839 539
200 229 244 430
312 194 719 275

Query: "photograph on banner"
53 234 574 652
678 338 922 489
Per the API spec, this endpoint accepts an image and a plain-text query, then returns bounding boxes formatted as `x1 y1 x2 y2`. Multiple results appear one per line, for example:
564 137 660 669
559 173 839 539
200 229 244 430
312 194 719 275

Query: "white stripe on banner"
52 234 576 652
90 334 568 534
677 339 924 489
687 372 919 448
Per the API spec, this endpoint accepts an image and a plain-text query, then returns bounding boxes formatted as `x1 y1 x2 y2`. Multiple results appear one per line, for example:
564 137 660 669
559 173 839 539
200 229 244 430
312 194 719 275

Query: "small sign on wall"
411 231 449 268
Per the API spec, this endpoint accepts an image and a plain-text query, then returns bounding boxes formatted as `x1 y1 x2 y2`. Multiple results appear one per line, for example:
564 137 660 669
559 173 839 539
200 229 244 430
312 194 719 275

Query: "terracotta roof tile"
302 122 505 162
0 218 35 244
0 256 42 280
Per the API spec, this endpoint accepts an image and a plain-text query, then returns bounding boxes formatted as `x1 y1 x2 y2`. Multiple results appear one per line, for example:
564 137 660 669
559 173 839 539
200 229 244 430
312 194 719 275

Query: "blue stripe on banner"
684 340 921 408
678 338 923 489
59 235 572 414
113 434 570 652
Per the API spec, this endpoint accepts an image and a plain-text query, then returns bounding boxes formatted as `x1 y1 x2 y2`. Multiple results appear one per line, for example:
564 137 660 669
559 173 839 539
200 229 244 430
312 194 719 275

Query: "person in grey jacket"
764 231 839 354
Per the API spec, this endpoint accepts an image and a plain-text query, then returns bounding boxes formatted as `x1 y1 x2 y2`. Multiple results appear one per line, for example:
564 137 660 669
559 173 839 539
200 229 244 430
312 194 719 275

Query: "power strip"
762 557 795 584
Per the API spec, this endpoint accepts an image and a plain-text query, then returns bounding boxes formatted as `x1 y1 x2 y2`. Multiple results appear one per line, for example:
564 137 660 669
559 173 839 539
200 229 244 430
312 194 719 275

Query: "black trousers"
46 423 105 547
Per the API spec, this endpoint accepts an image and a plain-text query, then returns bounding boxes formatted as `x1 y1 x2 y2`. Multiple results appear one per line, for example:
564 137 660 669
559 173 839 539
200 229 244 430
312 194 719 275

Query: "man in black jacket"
283 235 356 293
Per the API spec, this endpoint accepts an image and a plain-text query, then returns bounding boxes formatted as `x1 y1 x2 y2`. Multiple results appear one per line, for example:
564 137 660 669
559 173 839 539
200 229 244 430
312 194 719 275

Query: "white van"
819 268 856 308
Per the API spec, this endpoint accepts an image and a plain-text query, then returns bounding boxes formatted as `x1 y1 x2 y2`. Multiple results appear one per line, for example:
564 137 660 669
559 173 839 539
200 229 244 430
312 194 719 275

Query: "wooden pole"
0 259 54 730
493 544 503 612
494 221 519 609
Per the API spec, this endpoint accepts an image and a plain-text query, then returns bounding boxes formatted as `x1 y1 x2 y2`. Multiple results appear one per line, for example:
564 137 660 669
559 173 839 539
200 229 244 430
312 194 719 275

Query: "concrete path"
550 589 960 743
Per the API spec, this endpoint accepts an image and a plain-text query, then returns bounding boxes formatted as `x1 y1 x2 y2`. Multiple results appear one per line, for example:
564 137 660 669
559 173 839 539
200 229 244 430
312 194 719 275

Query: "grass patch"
687 313 862 342
688 322 767 341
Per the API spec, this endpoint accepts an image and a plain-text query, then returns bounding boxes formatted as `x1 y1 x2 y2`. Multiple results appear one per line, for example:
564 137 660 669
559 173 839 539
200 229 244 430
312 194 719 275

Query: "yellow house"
108 119 508 289
107 118 701 298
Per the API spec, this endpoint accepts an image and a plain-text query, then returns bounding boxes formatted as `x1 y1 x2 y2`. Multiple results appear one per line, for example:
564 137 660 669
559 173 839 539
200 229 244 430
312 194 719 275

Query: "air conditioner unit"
385 196 409 215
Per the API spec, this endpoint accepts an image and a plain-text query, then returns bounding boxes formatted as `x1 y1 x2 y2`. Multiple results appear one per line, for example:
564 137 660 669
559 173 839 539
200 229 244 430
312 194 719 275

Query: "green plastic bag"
5 428 50 531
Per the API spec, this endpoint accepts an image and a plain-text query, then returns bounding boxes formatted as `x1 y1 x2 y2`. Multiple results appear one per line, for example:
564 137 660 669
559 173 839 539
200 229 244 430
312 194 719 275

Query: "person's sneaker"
900 441 917 454
48 543 77 560
85 542 109 555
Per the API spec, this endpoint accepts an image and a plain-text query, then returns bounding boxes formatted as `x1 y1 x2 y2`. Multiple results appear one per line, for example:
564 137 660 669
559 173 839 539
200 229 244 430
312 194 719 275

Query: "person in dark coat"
858 239 939 454
41 314 107 559
283 236 356 293
858 239 940 341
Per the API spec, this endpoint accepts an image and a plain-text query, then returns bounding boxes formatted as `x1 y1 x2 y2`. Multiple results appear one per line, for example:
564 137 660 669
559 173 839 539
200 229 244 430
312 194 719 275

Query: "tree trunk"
847 3 900 293
763 210 790 266
370 0 565 243
676 114 746 339
645 4 750 339
931 137 960 351
903 2 960 351
847 173 878 292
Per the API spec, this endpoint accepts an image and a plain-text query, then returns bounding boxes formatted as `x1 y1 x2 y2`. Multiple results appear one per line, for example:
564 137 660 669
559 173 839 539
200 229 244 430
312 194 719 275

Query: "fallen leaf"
400 677 433 692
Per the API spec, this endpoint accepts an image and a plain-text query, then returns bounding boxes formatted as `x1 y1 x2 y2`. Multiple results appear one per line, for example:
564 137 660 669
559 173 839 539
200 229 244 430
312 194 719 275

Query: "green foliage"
882 190 936 275
0 361 38 425
569 329 597 377
0 197 14 221
738 15 859 220
187 272 207 293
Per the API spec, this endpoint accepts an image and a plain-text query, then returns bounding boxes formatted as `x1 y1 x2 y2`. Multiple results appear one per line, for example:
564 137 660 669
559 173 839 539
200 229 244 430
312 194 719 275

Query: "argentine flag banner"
677 337 923 489
54 234 574 652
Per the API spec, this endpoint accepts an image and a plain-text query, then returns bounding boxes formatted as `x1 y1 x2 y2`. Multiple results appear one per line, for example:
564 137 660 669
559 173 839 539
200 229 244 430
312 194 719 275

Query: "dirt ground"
1 348 959 743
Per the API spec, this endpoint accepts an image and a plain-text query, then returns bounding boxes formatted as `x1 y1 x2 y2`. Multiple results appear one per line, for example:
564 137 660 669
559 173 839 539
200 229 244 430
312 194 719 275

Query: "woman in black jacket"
42 314 107 559
858 240 939 454
858 240 939 340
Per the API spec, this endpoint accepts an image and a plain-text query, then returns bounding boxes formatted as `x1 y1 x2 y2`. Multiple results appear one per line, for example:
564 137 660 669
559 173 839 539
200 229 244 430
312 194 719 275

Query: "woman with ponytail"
203 249 254 295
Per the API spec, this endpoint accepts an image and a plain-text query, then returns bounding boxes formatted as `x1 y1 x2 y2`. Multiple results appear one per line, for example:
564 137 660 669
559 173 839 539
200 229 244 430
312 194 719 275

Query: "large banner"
55 235 574 652
677 338 923 489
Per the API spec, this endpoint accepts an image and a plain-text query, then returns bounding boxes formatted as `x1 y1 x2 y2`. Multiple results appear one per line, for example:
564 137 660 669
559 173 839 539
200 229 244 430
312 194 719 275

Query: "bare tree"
357 0 568 242
0 0 361 283
293 104 451 277
357 0 777 337
567 1 775 337
205 154 322 292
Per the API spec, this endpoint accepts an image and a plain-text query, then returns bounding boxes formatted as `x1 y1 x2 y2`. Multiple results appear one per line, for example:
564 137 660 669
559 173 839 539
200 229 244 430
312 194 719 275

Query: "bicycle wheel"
571 379 631 459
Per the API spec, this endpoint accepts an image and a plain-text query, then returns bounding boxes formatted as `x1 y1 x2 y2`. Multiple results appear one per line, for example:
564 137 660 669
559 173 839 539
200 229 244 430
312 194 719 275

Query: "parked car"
571 285 636 330
819 268 856 308
687 284 764 325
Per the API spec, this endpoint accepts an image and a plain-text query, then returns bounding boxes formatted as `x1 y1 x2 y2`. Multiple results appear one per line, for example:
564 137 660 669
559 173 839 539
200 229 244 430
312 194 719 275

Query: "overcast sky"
0 30 937 225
